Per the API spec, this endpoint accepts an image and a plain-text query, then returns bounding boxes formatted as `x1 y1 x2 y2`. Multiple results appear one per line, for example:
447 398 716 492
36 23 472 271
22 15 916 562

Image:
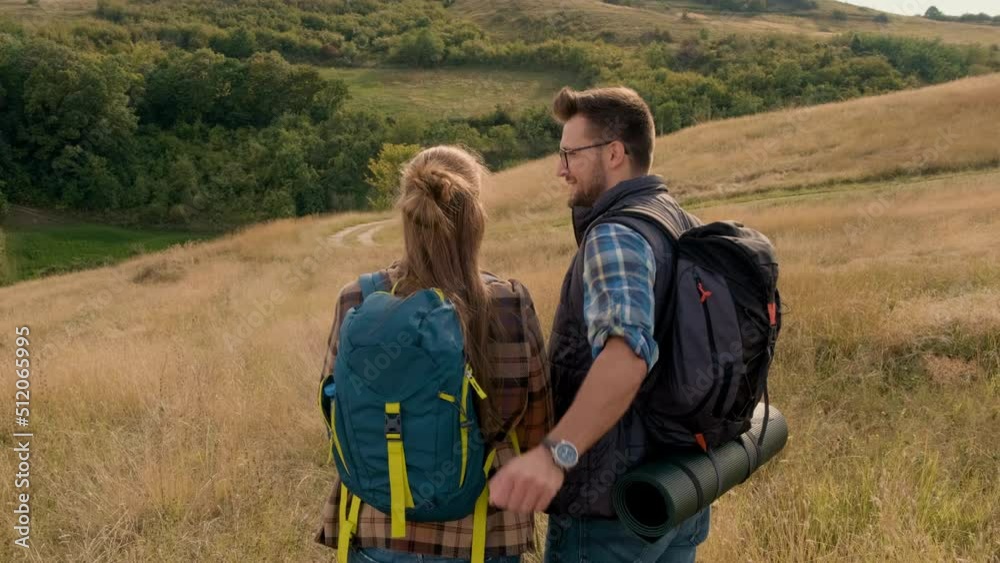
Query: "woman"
314 146 553 563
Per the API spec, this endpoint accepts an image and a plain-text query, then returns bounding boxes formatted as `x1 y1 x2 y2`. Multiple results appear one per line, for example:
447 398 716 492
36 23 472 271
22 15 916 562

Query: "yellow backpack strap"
471 426 520 563
385 402 415 538
472 447 498 563
337 484 362 563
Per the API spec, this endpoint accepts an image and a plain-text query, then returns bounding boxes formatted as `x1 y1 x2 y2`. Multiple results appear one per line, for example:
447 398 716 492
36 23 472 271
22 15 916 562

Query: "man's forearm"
547 337 646 456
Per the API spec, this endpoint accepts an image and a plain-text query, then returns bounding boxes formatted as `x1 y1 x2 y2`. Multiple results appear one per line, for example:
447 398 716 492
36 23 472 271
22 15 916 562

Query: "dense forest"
1 0 997 228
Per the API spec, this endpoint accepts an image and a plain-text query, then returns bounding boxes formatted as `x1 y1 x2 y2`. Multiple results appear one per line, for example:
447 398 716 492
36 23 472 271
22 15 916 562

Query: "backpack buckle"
384 412 402 438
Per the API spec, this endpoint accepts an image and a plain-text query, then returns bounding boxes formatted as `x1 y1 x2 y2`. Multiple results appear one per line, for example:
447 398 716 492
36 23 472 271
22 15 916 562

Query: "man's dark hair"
552 86 656 173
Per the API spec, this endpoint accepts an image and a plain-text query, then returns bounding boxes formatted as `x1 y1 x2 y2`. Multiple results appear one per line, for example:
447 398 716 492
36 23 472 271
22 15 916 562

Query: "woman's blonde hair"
394 145 500 434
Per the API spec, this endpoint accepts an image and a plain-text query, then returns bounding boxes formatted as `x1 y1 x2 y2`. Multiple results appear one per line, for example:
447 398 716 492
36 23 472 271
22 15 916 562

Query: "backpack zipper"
457 365 487 488
459 371 470 487
317 377 349 473
694 272 723 418
694 273 719 366
465 365 487 399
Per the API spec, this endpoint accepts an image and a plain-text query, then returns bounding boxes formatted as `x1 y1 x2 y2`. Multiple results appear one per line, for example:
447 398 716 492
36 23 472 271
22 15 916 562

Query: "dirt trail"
328 219 392 247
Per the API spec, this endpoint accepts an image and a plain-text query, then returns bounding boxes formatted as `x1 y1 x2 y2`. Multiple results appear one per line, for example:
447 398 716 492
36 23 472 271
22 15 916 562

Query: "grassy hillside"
0 0 94 21
322 67 583 120
452 0 1000 45
0 205 222 286
693 166 998 563
1 70 997 561
8 0 998 46
481 73 1000 221
3 223 217 284
655 72 1000 199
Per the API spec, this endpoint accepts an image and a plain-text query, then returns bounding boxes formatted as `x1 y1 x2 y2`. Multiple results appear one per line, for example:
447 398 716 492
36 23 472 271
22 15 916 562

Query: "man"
489 86 707 562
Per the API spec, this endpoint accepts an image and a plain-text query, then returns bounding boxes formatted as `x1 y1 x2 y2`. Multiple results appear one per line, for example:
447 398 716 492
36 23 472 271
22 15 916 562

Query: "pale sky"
841 0 1000 16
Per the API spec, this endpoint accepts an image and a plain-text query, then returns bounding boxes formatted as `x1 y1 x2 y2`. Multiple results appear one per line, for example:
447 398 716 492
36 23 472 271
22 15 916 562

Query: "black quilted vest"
546 175 701 518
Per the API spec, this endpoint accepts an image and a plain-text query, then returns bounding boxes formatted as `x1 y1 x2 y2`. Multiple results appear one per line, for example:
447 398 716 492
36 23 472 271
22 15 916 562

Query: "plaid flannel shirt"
314 262 553 559
582 222 659 370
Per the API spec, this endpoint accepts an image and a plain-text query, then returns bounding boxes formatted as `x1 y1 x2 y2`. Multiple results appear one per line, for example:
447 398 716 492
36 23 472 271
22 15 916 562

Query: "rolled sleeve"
582 222 659 372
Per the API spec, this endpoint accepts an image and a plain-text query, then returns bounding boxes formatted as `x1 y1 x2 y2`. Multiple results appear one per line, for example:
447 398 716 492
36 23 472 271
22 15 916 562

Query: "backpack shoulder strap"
598 207 684 245
358 271 389 299
592 188 701 246
589 208 687 396
472 426 521 563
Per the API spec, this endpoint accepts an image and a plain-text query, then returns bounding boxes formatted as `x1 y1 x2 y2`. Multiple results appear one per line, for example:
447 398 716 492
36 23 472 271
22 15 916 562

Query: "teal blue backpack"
318 272 517 563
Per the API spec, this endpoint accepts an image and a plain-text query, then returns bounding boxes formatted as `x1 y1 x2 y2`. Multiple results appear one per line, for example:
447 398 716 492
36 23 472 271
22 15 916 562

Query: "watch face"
554 442 578 467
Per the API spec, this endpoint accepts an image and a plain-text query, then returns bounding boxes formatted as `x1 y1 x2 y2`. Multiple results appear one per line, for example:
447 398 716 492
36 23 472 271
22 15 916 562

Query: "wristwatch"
542 435 579 471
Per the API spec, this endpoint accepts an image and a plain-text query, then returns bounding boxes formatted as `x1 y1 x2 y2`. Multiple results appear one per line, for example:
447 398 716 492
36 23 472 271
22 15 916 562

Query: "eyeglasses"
559 140 628 169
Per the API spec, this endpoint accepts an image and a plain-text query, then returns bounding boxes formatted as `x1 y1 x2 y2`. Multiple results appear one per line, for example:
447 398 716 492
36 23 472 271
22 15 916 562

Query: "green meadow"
1 219 217 285
322 67 583 119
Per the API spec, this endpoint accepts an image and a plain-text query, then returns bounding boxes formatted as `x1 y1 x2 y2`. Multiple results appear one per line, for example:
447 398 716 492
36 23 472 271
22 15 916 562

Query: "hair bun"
411 163 456 205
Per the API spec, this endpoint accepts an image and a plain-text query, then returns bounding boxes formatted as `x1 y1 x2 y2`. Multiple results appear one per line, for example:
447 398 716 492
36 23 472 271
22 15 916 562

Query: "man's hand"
488 446 564 515
489 338 646 515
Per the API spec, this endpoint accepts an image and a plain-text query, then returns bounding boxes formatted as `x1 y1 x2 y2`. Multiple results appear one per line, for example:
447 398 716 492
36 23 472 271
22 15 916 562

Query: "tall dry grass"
690 171 999 562
484 73 1000 216
1 77 998 562
0 212 399 562
654 74 1000 202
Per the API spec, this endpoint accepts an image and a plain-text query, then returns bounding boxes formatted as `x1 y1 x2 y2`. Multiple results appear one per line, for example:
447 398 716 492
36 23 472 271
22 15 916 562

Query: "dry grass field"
453 0 1000 46
0 0 94 22
484 73 1000 217
1 76 998 562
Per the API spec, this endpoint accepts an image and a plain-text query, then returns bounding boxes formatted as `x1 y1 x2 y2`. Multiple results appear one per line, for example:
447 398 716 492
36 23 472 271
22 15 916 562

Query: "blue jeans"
349 546 521 563
543 506 711 563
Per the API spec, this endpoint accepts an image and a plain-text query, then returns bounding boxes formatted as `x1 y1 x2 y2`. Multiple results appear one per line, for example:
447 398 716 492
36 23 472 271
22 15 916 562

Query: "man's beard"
567 166 607 208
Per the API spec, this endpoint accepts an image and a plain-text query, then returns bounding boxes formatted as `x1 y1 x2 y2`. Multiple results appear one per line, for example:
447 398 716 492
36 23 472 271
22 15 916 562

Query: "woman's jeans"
544 506 711 563
348 547 521 563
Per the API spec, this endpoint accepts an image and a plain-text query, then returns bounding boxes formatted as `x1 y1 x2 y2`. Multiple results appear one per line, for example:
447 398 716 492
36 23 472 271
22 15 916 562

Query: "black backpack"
606 213 782 451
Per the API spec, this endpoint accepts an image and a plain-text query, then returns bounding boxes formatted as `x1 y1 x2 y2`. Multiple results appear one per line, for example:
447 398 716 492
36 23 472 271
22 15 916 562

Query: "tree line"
924 6 999 26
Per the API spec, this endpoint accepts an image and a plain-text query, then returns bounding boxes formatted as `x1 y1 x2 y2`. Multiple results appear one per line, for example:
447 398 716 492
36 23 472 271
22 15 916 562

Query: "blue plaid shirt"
581 222 659 372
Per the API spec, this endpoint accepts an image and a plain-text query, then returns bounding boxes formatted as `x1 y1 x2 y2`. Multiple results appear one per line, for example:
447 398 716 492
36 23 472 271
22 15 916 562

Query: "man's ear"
608 140 629 170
